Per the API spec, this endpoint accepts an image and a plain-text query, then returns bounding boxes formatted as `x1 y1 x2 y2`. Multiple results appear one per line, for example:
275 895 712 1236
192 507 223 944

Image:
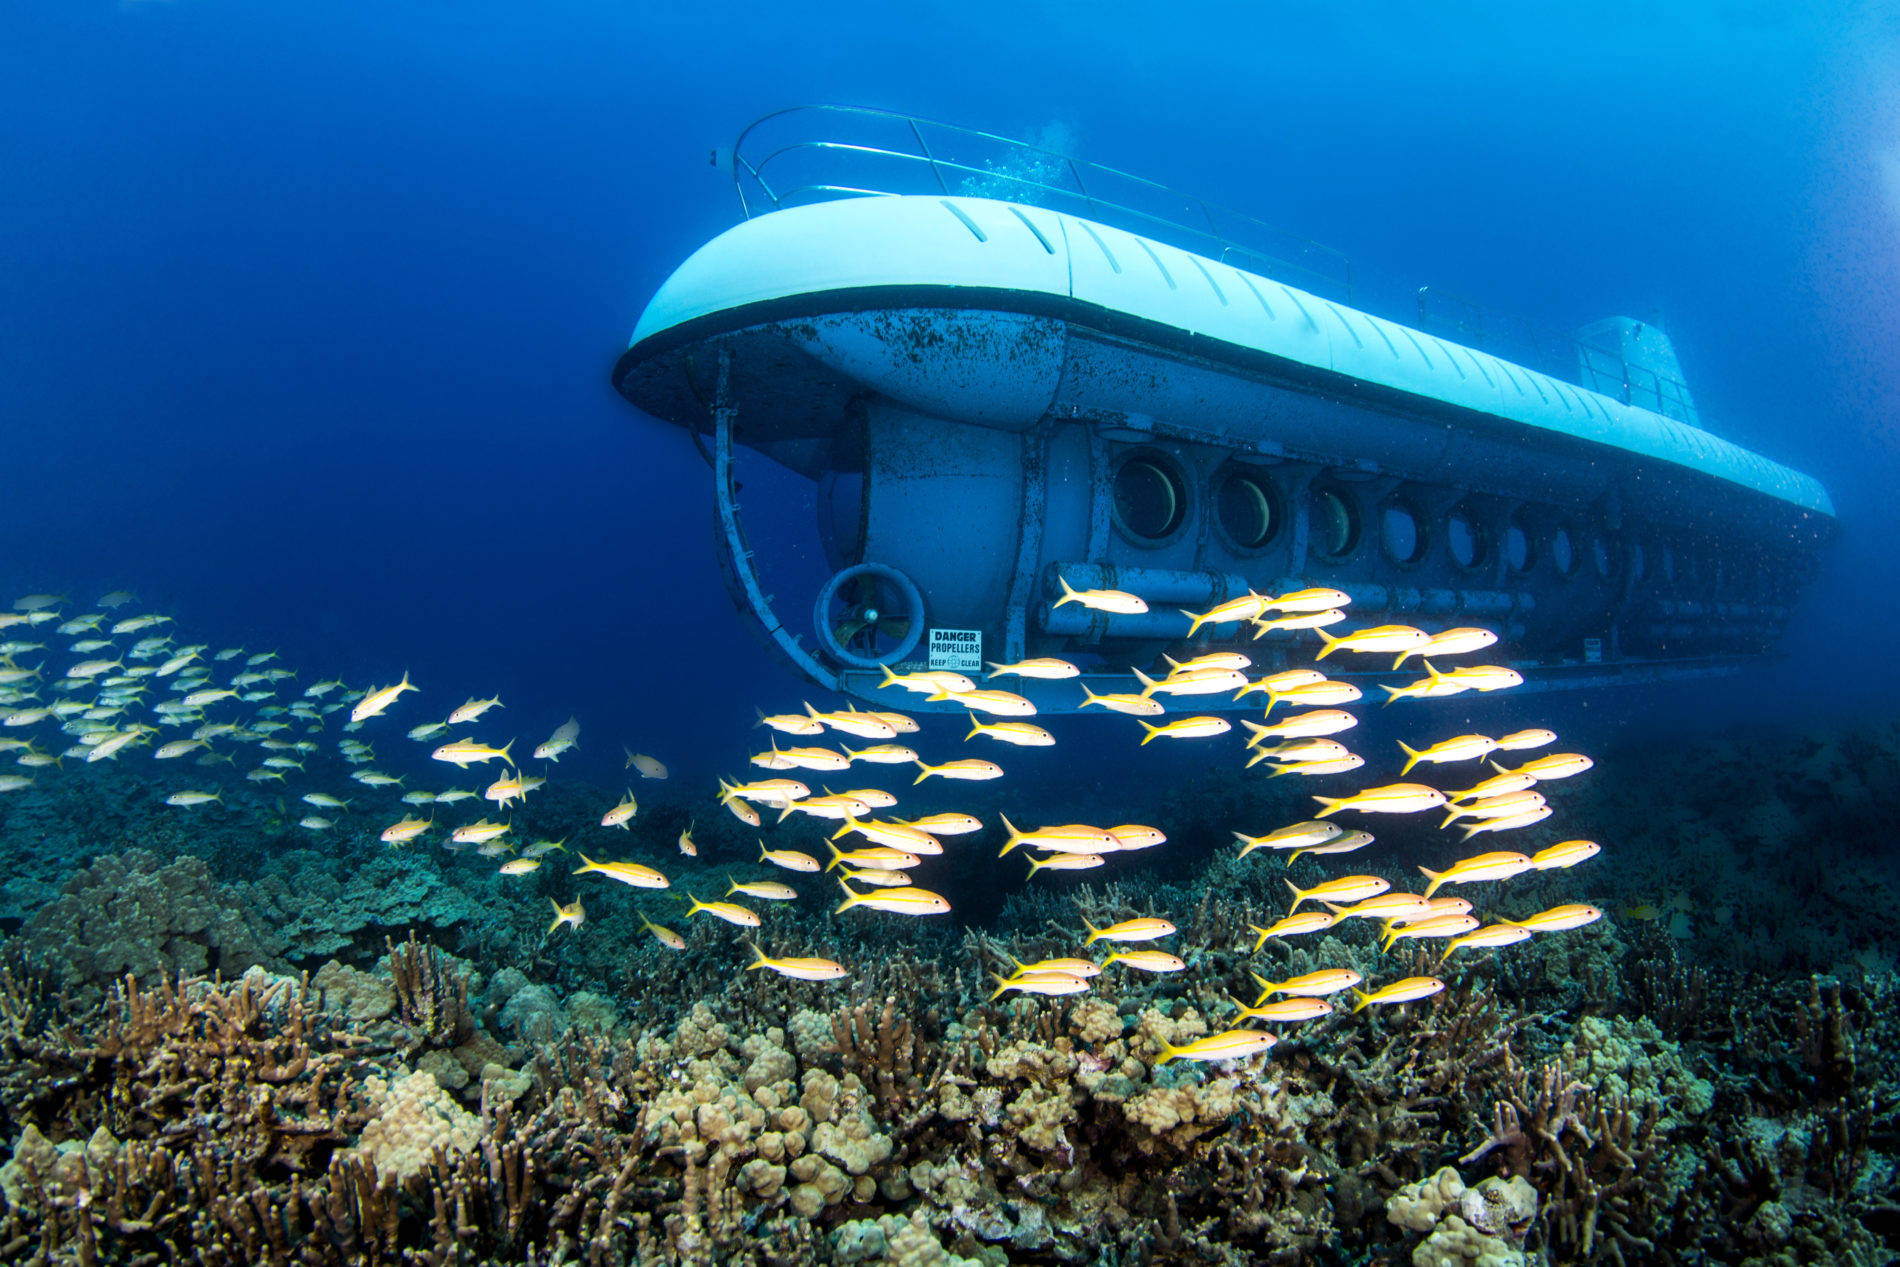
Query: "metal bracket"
710 349 841 692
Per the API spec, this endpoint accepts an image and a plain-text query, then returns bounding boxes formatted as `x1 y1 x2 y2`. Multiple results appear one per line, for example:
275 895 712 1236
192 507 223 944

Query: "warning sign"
928 628 982 673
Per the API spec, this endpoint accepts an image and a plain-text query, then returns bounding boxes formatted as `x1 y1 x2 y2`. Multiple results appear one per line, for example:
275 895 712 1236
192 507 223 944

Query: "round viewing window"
1551 526 1575 576
1111 450 1188 544
1309 486 1360 559
1504 513 1534 573
1380 501 1426 565
1214 469 1281 551
1592 533 1616 580
1447 507 1485 569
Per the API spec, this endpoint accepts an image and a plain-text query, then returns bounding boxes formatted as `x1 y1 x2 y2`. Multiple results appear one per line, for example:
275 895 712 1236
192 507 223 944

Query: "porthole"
1379 500 1427 566
1309 485 1360 560
1629 541 1647 583
1660 544 1677 583
1504 511 1534 573
1551 525 1575 576
1111 449 1189 545
1213 468 1282 551
1447 506 1486 570
1592 533 1617 580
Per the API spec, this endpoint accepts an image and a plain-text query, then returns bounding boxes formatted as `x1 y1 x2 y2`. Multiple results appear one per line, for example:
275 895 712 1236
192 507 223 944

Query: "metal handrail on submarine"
617 106 1837 713
729 105 1696 423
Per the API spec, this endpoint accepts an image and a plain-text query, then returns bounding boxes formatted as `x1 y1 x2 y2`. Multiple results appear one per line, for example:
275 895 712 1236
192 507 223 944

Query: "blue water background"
2 1 1896 787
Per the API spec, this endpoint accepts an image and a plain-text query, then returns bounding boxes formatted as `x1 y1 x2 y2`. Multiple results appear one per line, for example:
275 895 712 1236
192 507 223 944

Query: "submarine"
613 106 1835 713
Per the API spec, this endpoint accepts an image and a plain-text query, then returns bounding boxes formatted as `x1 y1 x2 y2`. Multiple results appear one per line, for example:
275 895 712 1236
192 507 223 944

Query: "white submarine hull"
615 194 1835 705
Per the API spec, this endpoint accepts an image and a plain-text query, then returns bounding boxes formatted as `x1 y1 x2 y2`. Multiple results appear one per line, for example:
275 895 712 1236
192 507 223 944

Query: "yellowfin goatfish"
380 816 432 844
1500 904 1604 933
165 790 221 807
914 757 1004 783
1397 734 1498 775
1178 593 1271 637
926 687 1037 717
904 811 983 835
1252 968 1362 999
498 858 540 876
1378 915 1482 951
1499 752 1594 780
998 816 1118 856
876 665 976 695
450 819 511 845
727 878 797 901
986 657 1079 680
1135 666 1249 697
1314 783 1447 817
1054 576 1148 615
759 842 821 872
1314 624 1429 660
1458 805 1553 840
1077 686 1165 716
1250 609 1348 637
1440 924 1534 959
1107 824 1166 850
573 854 669 889
847 741 924 763
1152 1029 1278 1065
756 708 826 736
834 815 940 854
1286 874 1390 913
1286 829 1374 864
746 940 848 981
600 790 639 828
1349 977 1446 1012
351 671 418 723
1101 949 1186 973
1137 716 1231 744
1265 586 1351 613
1248 911 1338 950
446 695 503 725
1234 820 1342 859
1324 893 1433 922
1394 627 1499 668
1431 664 1523 692
1440 790 1546 829
964 716 1054 747
1531 840 1601 870
1262 754 1364 779
640 914 686 949
803 704 896 739
991 970 1091 1000
548 897 584 933
825 842 922 871
1496 727 1557 750
1081 916 1176 945
833 878 951 916
431 736 515 768
1025 852 1106 876
534 716 581 760
1230 996 1333 1024
1418 851 1535 897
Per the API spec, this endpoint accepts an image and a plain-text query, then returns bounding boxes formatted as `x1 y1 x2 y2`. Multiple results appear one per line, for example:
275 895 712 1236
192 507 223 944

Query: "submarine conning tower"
613 106 1835 711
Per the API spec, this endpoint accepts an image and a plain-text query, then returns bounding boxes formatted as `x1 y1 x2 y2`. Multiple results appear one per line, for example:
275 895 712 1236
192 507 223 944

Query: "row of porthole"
1111 447 1756 592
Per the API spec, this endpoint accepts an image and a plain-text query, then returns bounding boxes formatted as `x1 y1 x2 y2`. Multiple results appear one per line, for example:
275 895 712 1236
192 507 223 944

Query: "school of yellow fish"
0 581 1601 1068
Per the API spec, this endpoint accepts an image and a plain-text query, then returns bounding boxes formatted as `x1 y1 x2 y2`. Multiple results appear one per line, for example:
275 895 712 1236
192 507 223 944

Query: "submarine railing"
727 104 1695 424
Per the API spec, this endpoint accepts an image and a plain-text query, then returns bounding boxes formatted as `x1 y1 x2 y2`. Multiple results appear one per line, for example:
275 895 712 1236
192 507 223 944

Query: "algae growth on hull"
0 595 1894 1263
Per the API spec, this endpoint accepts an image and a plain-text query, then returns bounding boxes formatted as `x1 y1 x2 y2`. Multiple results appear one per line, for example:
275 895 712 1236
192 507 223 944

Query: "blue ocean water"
3 2 1896 785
